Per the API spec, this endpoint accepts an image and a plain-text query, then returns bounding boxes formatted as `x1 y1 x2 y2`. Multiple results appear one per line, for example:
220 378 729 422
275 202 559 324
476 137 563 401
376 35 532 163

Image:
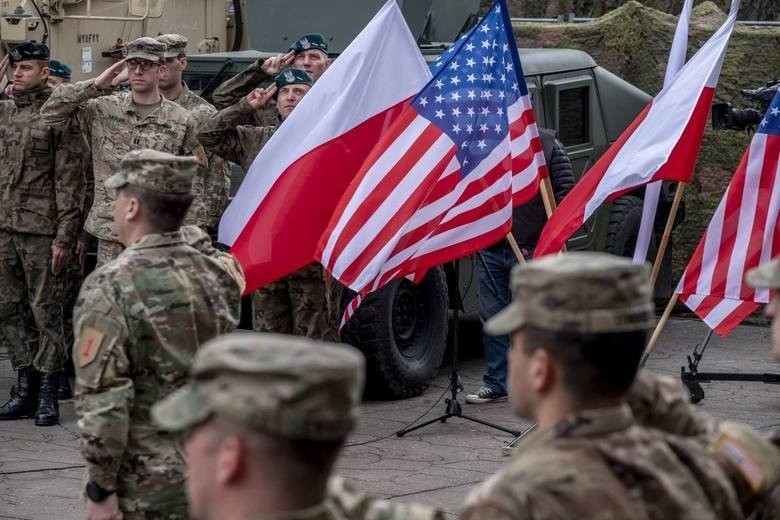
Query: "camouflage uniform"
73 151 243 519
211 57 280 127
0 83 84 373
40 39 203 266
463 253 745 520
157 34 231 229
198 95 335 340
152 332 443 520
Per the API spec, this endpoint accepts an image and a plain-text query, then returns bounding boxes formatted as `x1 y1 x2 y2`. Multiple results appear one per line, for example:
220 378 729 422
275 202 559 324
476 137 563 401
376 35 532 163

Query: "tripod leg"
396 413 455 437
459 414 520 436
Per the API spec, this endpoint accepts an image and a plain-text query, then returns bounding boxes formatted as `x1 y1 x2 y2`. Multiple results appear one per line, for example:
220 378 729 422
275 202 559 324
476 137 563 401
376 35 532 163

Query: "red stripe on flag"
231 99 410 294
713 301 760 336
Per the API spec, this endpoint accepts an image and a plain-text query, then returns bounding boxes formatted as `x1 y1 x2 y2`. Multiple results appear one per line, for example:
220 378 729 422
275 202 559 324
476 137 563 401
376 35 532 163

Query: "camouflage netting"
508 1 780 284
484 1 780 21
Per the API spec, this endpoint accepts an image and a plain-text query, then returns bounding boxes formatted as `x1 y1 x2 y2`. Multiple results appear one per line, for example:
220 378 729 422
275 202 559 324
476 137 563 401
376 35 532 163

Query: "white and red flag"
676 89 780 336
535 0 740 257
218 0 431 293
317 0 546 325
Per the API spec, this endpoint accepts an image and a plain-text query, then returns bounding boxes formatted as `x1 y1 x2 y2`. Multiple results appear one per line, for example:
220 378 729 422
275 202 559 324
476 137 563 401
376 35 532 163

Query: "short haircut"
521 325 648 403
120 185 194 232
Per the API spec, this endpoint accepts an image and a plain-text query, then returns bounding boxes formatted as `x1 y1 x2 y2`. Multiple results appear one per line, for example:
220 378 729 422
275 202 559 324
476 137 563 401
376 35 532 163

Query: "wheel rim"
392 281 426 358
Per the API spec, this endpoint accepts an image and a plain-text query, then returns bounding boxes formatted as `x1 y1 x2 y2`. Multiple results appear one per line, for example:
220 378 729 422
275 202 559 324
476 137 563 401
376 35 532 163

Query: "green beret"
152 332 365 441
9 42 49 64
48 59 71 79
289 33 328 54
155 33 187 58
274 68 313 90
105 149 197 195
125 37 165 63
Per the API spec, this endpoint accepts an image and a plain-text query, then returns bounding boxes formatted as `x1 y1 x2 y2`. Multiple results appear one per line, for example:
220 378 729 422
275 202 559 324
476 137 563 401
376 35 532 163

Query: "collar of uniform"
122 93 172 122
513 405 634 455
240 502 330 520
125 230 185 251
170 81 191 105
13 83 51 108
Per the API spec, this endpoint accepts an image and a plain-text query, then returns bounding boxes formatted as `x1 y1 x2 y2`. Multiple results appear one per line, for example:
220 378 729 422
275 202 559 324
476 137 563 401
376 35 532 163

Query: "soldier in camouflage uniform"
211 32 329 126
40 37 206 267
199 69 337 341
460 252 745 519
152 331 443 520
0 43 84 426
73 150 243 520
155 33 231 230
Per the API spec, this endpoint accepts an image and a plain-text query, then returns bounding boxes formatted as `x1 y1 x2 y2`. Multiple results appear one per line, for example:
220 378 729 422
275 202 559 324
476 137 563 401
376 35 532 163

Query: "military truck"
183 0 679 400
0 0 678 399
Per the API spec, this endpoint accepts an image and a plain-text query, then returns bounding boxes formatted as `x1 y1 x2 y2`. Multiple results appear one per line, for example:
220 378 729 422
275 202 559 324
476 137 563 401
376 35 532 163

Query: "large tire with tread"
341 267 449 400
605 195 656 259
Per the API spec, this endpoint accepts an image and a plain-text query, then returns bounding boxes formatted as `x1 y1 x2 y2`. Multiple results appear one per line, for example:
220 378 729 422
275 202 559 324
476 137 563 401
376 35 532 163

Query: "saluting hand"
245 84 277 110
86 493 123 520
260 51 295 76
94 59 127 90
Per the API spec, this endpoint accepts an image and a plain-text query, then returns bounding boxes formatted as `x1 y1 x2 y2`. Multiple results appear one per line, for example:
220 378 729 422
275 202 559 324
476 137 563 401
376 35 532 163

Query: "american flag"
676 88 780 336
316 0 546 324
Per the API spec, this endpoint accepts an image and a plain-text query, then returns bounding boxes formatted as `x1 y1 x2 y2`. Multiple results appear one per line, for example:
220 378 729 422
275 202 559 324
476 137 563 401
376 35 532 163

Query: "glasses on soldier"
126 59 156 71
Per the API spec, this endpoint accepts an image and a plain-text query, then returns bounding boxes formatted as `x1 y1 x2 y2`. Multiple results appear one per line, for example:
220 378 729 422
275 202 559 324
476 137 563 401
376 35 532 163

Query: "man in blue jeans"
467 130 574 403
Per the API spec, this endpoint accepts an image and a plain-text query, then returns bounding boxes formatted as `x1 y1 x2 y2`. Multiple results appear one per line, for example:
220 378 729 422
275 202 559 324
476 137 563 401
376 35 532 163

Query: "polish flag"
535 0 740 257
218 0 431 293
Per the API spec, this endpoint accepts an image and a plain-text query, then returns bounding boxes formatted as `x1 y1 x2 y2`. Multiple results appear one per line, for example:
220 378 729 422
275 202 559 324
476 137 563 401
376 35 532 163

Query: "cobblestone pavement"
1 317 778 519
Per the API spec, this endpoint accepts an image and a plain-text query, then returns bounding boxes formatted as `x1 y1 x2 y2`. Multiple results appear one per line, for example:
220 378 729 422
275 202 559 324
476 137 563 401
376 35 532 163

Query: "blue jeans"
477 245 527 393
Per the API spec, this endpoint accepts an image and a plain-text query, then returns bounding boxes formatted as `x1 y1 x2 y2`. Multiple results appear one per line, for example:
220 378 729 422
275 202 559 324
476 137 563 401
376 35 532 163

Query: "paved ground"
1 317 778 519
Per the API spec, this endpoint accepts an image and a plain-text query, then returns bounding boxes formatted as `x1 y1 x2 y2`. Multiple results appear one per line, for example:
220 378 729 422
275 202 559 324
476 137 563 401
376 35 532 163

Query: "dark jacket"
488 128 574 253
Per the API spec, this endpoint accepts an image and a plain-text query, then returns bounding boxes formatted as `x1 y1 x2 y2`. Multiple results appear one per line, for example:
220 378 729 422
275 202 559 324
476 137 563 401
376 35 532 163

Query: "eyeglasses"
126 59 157 71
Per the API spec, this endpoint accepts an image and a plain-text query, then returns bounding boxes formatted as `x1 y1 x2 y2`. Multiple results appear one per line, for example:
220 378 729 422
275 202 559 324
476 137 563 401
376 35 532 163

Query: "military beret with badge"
289 33 328 54
9 42 49 64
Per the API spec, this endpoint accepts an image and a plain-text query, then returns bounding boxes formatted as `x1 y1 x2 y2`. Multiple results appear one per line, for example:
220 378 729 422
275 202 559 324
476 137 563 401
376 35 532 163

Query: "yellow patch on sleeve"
76 327 105 368
193 144 208 167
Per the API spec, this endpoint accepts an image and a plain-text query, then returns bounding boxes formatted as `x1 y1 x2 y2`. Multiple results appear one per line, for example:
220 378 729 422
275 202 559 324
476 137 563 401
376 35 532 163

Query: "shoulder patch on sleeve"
715 434 768 494
193 144 208 167
76 326 105 368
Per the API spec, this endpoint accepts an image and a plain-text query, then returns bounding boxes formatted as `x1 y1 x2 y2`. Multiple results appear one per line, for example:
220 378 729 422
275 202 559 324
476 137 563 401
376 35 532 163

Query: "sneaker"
465 386 508 404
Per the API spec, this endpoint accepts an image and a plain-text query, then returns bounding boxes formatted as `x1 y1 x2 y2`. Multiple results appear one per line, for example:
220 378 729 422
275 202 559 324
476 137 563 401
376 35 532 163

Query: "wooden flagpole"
641 293 678 368
540 176 567 253
506 233 526 265
650 183 686 287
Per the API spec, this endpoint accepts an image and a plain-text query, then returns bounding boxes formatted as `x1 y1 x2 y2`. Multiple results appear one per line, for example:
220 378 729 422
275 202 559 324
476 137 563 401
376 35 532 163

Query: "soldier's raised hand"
94 59 127 90
245 84 277 110
260 51 295 76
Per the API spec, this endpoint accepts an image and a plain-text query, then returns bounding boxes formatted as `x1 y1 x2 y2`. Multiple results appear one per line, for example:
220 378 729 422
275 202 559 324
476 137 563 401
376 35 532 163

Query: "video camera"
711 80 779 131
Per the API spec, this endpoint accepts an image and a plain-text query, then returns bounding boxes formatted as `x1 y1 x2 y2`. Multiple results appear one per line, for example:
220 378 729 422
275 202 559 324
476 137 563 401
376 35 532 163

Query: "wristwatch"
85 481 114 503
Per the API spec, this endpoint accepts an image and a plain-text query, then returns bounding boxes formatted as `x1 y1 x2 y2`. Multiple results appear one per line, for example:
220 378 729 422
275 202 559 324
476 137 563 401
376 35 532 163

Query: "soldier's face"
765 296 780 360
277 84 311 120
508 329 554 420
11 60 49 91
159 55 187 90
126 59 160 93
113 190 137 245
293 50 329 79
48 75 65 87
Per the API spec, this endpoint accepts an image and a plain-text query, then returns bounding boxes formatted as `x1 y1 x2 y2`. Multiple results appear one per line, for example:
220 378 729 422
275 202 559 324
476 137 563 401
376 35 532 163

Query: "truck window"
558 86 590 146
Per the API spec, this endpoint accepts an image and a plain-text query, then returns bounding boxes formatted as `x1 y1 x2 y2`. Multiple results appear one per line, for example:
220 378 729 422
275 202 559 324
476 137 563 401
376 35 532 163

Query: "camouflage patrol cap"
152 332 365 441
125 37 165 63
48 59 71 79
155 34 187 58
9 42 49 64
485 252 655 335
746 257 780 289
274 67 313 89
289 33 328 54
104 149 197 194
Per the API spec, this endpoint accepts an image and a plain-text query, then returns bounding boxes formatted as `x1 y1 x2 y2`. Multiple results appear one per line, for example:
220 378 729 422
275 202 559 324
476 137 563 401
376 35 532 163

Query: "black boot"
58 373 73 401
0 366 39 420
35 372 59 426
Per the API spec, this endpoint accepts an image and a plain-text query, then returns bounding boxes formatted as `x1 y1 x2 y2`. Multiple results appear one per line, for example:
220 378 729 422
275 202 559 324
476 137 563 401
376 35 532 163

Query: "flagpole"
506 233 527 265
539 177 568 253
641 293 678 367
650 183 686 286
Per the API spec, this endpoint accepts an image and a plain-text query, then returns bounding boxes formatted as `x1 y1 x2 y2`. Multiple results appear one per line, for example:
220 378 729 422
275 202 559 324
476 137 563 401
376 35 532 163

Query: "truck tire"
342 267 449 400
605 195 657 259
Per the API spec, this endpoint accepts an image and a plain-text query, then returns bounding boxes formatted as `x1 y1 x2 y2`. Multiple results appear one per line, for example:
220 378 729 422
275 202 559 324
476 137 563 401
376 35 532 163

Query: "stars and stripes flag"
535 0 740 257
317 0 546 325
676 89 780 336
